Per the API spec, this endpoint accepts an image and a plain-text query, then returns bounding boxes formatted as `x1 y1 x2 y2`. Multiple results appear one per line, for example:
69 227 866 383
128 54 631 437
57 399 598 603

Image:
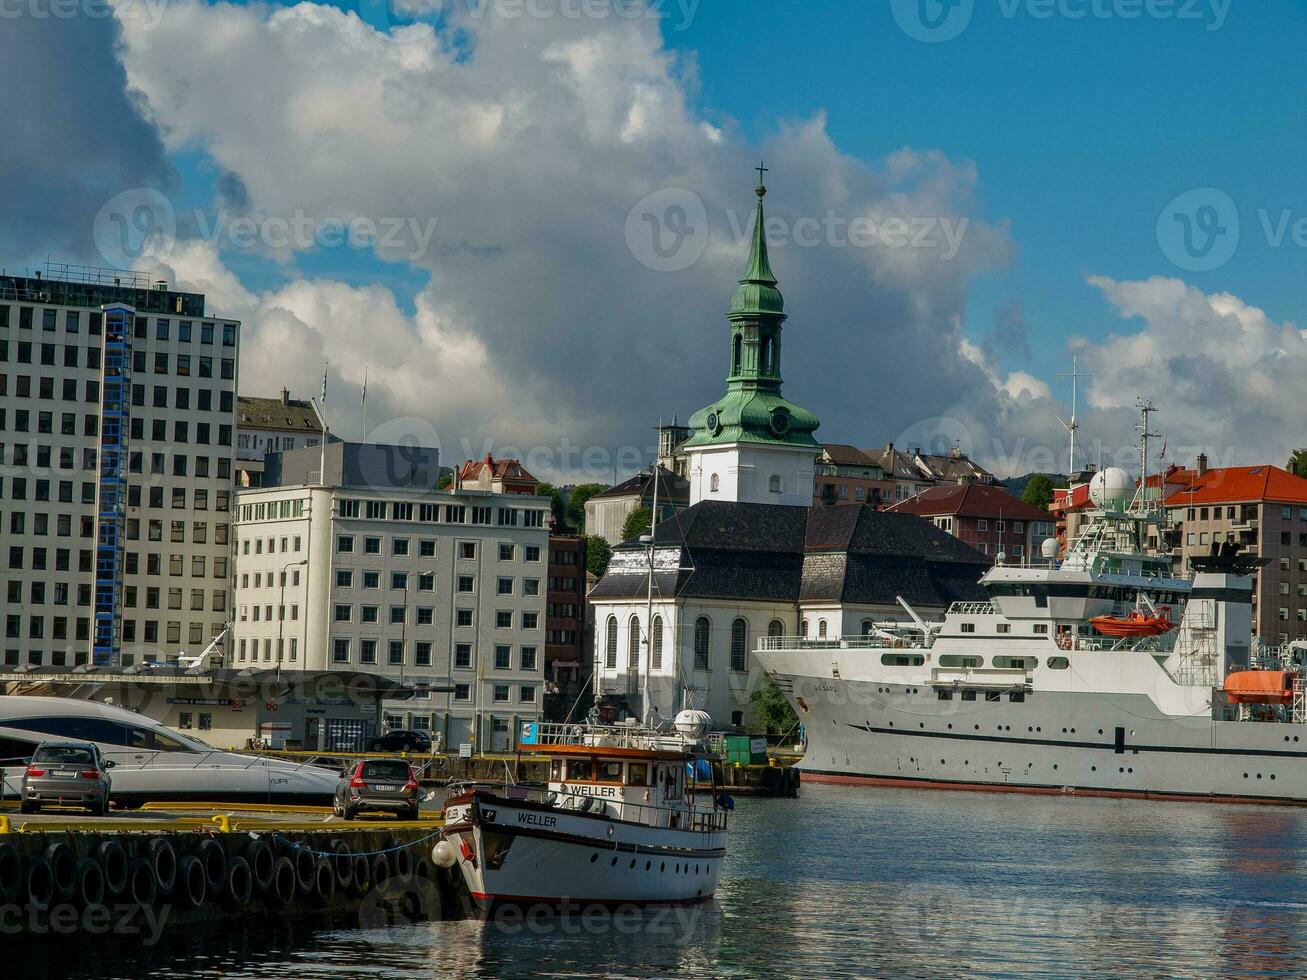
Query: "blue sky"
672 0 1307 386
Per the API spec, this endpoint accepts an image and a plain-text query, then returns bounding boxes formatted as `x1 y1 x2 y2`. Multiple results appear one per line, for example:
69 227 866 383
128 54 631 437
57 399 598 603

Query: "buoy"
174 855 207 911
431 839 457 869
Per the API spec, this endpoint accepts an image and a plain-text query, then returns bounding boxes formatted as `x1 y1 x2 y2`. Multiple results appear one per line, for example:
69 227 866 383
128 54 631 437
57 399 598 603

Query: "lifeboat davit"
1089 608 1174 638
1224 670 1294 706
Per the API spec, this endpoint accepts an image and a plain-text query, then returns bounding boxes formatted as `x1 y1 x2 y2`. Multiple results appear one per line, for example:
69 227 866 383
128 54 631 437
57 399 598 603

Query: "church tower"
683 166 820 507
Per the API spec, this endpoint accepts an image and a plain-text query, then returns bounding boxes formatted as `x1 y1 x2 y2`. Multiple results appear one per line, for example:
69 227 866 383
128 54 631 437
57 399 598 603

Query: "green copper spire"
684 164 820 453
729 164 784 317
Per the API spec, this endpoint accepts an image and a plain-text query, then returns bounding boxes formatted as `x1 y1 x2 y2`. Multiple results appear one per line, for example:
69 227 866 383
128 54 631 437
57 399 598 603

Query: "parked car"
369 729 432 753
20 741 114 815
333 759 421 820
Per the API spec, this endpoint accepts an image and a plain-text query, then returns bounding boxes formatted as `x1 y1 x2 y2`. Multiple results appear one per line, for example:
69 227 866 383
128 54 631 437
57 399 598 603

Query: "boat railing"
946 601 998 616
511 784 730 833
523 721 713 754
756 635 917 652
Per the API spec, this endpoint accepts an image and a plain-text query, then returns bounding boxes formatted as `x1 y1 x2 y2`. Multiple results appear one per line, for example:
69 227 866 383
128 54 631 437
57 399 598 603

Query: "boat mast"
642 431 660 724
1135 398 1160 547
1058 355 1090 475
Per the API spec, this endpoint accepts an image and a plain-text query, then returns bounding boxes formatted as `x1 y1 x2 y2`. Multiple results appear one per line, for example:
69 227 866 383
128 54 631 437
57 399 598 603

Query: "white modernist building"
0 266 240 667
233 442 550 752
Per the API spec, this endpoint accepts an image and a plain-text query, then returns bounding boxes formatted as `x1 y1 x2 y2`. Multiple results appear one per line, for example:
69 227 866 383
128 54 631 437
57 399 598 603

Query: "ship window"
1009 691 1026 702
961 691 977 702
996 623 1011 634
550 760 564 780
597 761 622 782
985 691 1001 702
960 623 976 634
1033 624 1050 635
994 656 1038 670
566 759 593 780
937 690 953 701
939 655 982 668
1047 657 1070 670
880 653 925 667
628 762 649 786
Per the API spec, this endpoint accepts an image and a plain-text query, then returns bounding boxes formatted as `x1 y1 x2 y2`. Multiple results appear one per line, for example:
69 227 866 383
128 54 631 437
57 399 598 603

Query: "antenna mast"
1058 354 1090 475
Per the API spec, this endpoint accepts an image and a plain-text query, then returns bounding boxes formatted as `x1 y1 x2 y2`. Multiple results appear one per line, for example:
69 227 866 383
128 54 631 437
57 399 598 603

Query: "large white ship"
756 468 1307 806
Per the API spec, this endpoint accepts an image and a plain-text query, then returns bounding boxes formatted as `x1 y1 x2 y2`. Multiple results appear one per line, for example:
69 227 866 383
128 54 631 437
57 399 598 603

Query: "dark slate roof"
590 466 690 503
589 501 988 607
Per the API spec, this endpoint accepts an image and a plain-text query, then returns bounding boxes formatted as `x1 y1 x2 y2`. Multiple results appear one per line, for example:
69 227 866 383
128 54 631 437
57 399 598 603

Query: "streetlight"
276 558 308 677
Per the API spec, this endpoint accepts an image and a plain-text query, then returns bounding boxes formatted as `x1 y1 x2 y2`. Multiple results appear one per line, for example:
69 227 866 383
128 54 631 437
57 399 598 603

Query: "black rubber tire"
19 799 37 815
401 743 413 752
372 852 391 886
74 858 105 909
266 856 296 907
0 841 21 904
313 860 336 905
95 795 111 817
402 805 420 822
245 840 274 893
413 856 432 881
98 839 128 897
223 855 253 909
126 857 157 907
45 841 77 901
294 851 316 898
342 804 358 822
197 837 227 894
392 843 413 878
351 852 371 895
330 840 354 890
23 856 54 910
370 741 384 752
148 837 177 896
174 855 207 911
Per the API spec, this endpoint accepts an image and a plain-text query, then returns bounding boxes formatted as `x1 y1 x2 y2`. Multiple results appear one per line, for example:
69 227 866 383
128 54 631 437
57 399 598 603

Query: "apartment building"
889 482 1055 562
233 442 550 752
1165 457 1307 643
0 266 239 667
235 388 322 487
544 530 587 720
813 444 895 507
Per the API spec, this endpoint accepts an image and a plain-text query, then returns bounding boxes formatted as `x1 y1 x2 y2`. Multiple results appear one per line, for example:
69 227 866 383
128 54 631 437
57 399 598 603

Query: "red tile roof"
887 483 1050 521
1163 465 1307 507
457 453 537 486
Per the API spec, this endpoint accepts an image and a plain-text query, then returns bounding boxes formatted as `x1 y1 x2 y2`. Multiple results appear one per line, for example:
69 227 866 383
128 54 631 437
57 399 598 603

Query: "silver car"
20 741 114 815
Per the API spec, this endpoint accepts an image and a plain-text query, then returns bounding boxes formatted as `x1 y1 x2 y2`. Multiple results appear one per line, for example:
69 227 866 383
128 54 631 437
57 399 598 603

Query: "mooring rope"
271 829 446 860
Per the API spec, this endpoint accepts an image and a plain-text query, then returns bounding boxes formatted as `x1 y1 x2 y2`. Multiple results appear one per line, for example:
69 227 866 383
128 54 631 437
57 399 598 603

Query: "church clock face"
706 411 721 435
770 408 789 435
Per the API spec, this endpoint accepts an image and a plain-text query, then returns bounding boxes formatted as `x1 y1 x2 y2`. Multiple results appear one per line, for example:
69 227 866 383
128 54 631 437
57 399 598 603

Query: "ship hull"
764 661 1307 806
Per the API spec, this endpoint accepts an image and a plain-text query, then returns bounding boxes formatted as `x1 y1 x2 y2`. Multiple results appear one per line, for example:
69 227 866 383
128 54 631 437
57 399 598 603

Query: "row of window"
5 521 228 566
0 547 226 580
0 306 236 347
4 583 228 622
323 604 541 629
0 452 233 491
603 615 757 673
3 617 223 648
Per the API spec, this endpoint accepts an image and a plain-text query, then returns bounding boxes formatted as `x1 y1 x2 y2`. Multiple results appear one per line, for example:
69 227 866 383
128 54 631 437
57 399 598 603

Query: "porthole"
630 859 637 869
1053 764 1059 771
611 856 618 866
590 853 598 863
646 861 652 871
661 862 666 872
1091 766 1097 772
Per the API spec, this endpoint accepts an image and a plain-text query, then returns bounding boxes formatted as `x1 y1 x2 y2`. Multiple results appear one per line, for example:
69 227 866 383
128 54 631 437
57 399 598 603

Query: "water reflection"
15 785 1307 979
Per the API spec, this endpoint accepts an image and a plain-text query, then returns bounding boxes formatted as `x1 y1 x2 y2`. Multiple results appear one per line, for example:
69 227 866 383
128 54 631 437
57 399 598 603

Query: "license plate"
55 770 77 777
373 784 396 792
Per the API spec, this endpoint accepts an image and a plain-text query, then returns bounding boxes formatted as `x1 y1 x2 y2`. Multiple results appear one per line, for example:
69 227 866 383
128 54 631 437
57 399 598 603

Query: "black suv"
333 759 421 820
369 729 432 753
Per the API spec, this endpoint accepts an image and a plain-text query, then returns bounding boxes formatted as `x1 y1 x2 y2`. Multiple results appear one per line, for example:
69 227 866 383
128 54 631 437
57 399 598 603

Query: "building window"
710 474 720 493
333 639 350 663
693 617 710 670
651 616 663 671
730 618 747 671
605 616 617 669
768 619 784 638
628 616 640 669
769 474 783 493
455 643 472 669
493 684 510 703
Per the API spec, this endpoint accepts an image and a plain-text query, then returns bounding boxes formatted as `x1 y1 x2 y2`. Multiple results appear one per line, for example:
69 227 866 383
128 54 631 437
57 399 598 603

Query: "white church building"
588 173 990 729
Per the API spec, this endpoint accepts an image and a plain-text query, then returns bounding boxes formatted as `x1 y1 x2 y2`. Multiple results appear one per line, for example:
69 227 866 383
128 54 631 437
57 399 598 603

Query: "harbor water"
18 783 1307 978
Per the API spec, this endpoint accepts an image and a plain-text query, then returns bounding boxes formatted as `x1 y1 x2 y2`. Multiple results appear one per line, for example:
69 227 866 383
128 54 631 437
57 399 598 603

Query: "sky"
2 0 1305 482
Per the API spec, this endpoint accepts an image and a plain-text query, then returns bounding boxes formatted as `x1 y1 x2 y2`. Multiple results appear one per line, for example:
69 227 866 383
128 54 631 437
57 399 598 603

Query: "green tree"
749 675 799 738
437 472 453 490
566 483 608 532
534 481 566 526
621 506 652 542
1288 450 1307 479
584 534 612 579
1022 474 1056 509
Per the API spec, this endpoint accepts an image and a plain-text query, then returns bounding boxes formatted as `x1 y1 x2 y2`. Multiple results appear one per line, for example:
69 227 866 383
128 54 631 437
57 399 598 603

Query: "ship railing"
475 783 730 833
524 721 710 754
756 635 917 652
946 601 997 616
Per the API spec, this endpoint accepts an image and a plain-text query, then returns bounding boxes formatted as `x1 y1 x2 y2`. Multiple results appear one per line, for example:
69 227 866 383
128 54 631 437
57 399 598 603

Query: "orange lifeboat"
1089 608 1174 638
1224 670 1294 706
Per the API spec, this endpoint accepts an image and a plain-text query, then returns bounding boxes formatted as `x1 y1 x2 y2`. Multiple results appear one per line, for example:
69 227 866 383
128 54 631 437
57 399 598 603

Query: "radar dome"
1089 467 1133 510
1040 537 1060 560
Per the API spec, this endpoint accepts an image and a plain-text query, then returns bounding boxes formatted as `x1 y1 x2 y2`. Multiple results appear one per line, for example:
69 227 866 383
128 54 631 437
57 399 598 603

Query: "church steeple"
681 166 821 508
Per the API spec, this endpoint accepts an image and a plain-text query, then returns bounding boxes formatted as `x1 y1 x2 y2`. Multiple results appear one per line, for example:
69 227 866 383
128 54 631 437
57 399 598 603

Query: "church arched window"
605 616 618 669
651 616 664 671
693 617 711 670
710 474 720 493
768 474 783 493
730 618 748 671
733 334 743 374
628 616 641 669
767 619 785 638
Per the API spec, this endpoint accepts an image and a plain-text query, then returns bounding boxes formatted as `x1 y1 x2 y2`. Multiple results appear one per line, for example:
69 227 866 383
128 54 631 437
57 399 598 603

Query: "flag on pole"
361 365 367 408
321 362 328 406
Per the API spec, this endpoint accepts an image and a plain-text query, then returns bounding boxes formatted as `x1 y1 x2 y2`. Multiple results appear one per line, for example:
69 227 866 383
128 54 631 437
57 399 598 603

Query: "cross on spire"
755 160 768 197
